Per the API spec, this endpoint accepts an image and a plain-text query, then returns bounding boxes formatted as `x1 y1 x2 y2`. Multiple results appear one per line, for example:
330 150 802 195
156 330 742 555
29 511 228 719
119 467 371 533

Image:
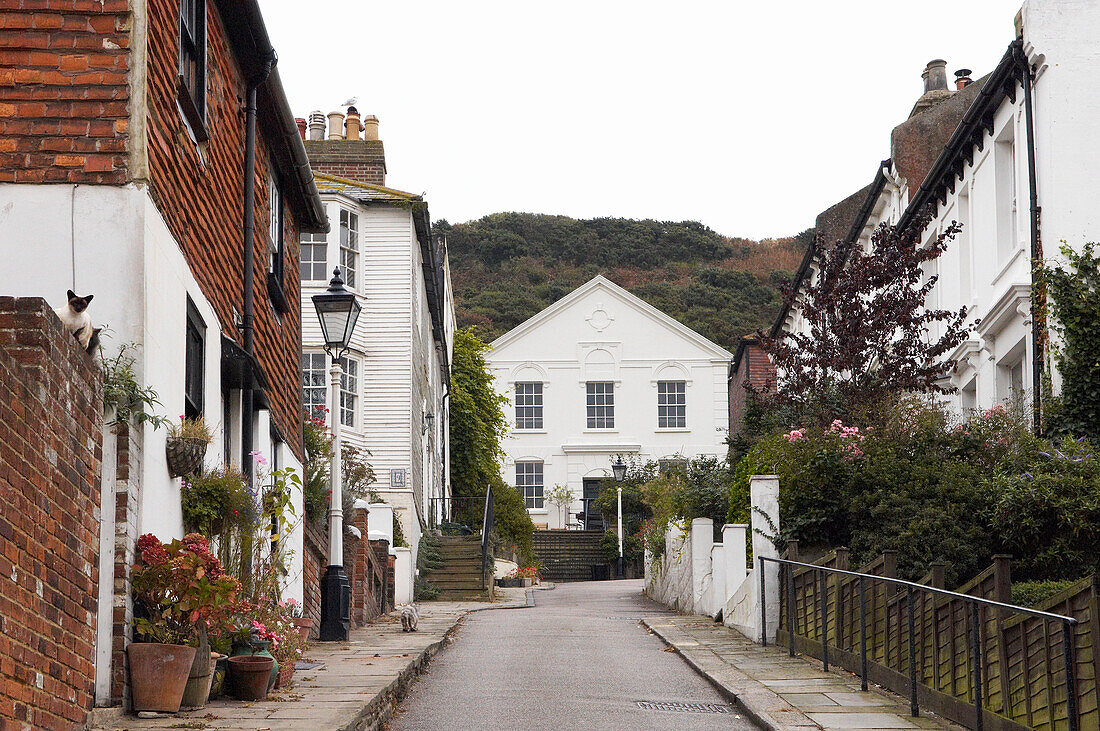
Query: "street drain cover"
636 701 733 714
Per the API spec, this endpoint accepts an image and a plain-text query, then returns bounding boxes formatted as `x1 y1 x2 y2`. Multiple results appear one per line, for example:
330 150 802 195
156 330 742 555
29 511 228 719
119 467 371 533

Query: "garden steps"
532 530 610 582
422 534 492 600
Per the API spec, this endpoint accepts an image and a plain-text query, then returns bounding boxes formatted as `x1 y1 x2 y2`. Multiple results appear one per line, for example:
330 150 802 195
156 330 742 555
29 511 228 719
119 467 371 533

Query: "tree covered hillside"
434 212 809 350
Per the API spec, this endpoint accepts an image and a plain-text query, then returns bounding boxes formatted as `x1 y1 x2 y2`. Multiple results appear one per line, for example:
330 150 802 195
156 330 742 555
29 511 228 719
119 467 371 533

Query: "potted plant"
498 566 541 588
271 608 305 689
282 598 313 641
129 533 240 713
166 415 213 478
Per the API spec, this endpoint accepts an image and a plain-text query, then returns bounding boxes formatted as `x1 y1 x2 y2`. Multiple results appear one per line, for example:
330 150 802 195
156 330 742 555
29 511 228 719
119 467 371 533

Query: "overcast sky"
262 1 1022 239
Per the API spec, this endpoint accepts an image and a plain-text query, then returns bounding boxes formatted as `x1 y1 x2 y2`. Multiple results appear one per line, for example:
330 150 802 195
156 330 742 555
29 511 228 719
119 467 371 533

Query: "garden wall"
0 297 103 730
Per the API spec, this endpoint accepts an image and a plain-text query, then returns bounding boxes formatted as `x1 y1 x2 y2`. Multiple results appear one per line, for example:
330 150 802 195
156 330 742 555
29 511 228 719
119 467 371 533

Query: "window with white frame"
658 458 687 475
301 352 328 420
994 129 1017 263
657 380 686 428
516 461 544 509
339 356 358 428
586 381 614 429
515 382 543 429
300 231 328 281
339 209 358 289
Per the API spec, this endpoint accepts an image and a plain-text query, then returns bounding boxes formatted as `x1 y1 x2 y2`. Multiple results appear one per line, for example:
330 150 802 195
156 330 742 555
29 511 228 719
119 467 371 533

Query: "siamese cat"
54 290 98 353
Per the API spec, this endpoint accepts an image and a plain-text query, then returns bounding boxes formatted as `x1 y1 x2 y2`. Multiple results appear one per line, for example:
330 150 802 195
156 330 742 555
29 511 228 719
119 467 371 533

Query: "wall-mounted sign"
390 469 406 488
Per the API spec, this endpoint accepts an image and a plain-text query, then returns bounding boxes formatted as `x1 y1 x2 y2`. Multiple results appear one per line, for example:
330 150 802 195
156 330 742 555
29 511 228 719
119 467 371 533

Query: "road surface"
394 579 759 730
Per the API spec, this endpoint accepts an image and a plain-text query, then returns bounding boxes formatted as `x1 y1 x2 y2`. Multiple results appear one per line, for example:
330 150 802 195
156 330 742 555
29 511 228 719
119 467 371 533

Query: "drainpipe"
1015 43 1042 435
241 56 274 476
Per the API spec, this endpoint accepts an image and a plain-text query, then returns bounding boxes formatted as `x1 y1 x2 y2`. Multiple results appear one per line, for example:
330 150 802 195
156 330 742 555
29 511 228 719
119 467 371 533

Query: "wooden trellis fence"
770 545 1099 731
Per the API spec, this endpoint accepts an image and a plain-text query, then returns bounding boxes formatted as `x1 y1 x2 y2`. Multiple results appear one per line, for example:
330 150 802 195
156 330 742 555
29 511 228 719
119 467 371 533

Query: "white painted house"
487 276 732 529
776 0 1100 429
298 170 453 573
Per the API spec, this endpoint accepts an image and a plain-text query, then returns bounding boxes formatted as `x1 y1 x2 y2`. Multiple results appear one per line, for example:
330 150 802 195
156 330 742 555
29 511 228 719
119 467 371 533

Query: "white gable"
489 275 733 363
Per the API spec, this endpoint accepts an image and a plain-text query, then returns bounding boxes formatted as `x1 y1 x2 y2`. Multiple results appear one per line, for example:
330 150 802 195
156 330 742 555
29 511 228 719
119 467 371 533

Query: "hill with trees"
434 212 809 350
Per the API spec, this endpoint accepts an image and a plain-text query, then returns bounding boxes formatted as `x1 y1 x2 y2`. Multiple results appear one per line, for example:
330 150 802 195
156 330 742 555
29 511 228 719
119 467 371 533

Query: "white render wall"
488 276 732 528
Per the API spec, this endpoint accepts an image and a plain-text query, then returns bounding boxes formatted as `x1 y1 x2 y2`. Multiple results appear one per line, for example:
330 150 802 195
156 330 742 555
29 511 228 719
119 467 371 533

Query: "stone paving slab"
89 588 530 731
641 614 963 731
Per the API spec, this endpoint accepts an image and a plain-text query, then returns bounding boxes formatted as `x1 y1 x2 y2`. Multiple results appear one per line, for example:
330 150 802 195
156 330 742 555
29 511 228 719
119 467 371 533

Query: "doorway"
581 478 606 531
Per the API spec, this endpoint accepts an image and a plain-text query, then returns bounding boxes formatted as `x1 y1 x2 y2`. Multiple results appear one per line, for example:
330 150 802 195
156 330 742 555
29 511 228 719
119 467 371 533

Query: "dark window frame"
266 172 290 313
177 0 208 142
184 297 206 418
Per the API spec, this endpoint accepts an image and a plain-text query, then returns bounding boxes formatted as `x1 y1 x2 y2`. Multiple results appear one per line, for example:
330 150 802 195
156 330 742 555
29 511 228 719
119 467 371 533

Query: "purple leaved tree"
761 211 973 411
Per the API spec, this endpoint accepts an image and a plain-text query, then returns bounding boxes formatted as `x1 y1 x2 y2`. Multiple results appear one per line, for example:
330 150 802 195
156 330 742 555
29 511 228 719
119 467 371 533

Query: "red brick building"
727 335 776 436
0 0 325 711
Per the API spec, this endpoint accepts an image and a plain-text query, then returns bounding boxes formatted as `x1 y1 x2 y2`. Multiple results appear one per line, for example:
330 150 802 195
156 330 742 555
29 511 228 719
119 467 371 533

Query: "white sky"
261 0 1023 239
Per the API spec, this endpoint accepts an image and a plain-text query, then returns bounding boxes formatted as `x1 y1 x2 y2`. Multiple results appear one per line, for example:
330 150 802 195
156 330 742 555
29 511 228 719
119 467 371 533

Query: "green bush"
491 478 534 564
181 468 255 538
1011 580 1081 608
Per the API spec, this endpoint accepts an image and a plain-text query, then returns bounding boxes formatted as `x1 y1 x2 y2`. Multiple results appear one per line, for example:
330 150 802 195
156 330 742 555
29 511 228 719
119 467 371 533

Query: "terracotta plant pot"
273 658 295 689
180 650 219 709
127 642 197 713
292 617 314 642
165 437 208 478
229 655 275 701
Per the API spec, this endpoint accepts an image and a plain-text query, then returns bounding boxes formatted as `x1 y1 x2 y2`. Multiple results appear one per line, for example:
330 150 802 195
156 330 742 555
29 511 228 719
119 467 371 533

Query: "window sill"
527 508 548 514
267 271 290 314
583 429 619 434
512 429 547 434
176 75 209 144
655 428 690 433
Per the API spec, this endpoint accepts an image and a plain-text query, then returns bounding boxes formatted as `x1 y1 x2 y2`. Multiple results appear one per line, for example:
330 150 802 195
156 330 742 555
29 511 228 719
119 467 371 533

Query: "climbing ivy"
1044 242 1100 443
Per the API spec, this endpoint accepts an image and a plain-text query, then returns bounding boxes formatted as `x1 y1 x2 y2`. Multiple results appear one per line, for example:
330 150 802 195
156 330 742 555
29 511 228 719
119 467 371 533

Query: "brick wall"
728 338 776 435
144 0 304 458
301 521 327 638
108 422 141 706
0 297 103 730
348 507 388 625
0 0 131 184
304 139 386 186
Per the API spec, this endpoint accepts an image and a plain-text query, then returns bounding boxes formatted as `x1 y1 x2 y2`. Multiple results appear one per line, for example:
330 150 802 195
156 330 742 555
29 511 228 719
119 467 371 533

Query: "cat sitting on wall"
54 289 100 353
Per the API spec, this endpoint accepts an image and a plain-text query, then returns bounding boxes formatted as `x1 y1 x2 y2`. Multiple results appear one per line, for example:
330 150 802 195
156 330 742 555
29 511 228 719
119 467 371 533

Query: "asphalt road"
393 579 759 730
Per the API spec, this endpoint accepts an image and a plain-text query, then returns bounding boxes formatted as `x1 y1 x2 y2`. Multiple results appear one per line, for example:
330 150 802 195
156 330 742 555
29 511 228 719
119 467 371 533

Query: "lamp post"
611 457 627 579
312 268 362 642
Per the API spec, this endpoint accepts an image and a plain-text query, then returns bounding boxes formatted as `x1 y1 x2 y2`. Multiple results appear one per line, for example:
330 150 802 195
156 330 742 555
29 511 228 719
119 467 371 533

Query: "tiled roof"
313 173 423 202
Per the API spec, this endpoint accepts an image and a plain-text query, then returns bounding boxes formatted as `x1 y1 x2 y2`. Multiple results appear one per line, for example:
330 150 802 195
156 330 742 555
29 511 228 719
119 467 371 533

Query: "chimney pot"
362 114 380 141
327 110 345 140
954 68 973 90
307 111 325 141
922 59 949 93
345 108 362 141
295 117 307 141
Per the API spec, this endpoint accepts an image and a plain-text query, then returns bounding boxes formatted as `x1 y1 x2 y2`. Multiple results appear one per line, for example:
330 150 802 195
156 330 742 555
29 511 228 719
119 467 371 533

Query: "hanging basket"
166 437 209 478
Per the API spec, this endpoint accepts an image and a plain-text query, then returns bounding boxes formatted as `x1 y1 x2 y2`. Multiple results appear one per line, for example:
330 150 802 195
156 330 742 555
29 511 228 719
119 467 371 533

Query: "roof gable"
489 275 733 360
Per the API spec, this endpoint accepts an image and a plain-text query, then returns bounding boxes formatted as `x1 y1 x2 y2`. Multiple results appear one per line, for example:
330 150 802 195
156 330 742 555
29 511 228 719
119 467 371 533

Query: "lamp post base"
318 565 350 641
617 556 624 579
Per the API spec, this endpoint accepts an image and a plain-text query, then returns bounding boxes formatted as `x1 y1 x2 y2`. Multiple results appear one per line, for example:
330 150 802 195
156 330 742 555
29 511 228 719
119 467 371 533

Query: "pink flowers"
982 404 1007 420
784 428 806 443
249 450 268 467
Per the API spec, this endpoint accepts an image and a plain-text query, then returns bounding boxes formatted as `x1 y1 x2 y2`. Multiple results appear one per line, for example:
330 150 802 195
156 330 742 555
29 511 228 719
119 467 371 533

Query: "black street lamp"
612 456 626 578
312 268 362 642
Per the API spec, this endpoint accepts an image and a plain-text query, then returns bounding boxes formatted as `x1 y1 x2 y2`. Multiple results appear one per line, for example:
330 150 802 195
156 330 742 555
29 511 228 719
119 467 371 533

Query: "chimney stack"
362 115 380 141
327 110 345 140
922 59 949 93
295 117 307 141
345 106 362 141
303 105 387 186
954 68 973 90
307 111 325 141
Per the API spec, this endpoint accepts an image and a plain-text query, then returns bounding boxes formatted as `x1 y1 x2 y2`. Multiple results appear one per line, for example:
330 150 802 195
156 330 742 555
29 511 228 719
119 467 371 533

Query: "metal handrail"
481 485 494 590
758 555 1080 731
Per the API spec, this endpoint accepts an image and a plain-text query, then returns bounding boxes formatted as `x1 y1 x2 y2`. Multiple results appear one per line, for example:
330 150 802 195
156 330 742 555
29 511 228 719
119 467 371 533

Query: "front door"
582 478 605 531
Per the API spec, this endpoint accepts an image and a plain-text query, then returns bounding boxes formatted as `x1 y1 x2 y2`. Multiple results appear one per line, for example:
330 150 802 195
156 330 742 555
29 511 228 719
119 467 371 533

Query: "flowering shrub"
507 566 541 581
131 533 241 644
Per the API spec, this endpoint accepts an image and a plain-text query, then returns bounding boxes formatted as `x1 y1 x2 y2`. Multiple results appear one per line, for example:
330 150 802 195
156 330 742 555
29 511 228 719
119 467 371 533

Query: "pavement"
642 614 963 731
392 579 758 730
88 587 530 731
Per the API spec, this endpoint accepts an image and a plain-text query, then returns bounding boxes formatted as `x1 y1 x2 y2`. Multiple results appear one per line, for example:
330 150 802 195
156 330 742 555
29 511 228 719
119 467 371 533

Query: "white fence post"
690 518 713 614
722 523 748 606
750 475 780 643
710 543 725 617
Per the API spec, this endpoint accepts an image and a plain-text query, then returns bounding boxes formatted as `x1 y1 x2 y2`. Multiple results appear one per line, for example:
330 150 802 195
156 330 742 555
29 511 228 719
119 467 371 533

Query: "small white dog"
400 603 420 632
